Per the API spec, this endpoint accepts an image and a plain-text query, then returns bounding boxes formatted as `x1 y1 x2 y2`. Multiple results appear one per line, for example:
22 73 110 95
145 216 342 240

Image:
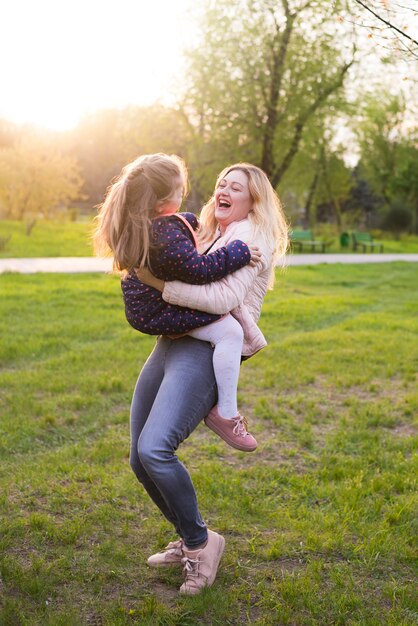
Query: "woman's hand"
135 267 165 292
249 245 262 267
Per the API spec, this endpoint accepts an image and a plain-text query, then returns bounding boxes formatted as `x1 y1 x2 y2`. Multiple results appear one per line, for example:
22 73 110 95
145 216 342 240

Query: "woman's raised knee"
137 435 170 473
129 448 148 482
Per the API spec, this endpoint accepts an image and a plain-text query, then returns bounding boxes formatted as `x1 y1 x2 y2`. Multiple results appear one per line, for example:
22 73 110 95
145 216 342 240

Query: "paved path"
0 254 417 274
285 253 418 266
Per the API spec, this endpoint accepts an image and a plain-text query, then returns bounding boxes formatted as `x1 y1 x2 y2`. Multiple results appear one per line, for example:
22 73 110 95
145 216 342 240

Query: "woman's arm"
162 258 267 315
136 245 262 293
137 263 260 314
138 221 272 315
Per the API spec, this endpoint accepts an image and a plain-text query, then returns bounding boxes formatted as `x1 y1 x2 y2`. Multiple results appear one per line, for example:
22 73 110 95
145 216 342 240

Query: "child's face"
156 177 184 216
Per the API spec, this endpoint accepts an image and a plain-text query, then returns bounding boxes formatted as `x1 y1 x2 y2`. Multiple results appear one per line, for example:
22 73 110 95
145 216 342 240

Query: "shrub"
382 205 413 238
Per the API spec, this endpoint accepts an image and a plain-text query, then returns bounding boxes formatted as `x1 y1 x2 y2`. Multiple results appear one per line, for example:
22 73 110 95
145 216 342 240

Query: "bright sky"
1 0 194 130
2 1 417 132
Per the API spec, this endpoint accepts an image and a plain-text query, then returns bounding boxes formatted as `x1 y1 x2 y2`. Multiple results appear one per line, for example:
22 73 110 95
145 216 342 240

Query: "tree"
389 144 418 234
69 105 193 208
383 203 413 237
350 0 418 60
278 115 354 229
0 135 83 234
181 0 356 202
354 93 418 230
355 95 404 203
342 168 384 229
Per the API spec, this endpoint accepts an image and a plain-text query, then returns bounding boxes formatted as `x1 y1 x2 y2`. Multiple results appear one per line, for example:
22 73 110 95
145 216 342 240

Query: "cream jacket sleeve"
162 260 266 315
162 217 273 316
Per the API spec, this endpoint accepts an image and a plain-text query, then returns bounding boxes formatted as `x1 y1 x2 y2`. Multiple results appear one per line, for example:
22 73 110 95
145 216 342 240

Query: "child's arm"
151 216 252 285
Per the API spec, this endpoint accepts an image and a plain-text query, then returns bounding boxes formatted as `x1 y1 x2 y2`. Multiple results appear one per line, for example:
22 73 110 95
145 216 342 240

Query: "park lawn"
0 264 417 625
0 219 94 258
1 219 418 257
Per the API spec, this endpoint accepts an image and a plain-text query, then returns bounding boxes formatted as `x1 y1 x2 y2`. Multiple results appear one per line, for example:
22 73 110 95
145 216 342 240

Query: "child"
94 153 259 451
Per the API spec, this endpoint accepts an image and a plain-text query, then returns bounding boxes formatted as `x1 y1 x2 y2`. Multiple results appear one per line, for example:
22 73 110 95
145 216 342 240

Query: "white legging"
188 314 243 418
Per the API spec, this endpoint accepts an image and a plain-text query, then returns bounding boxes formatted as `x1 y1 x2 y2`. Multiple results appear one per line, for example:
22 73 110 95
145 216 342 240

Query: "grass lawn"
0 264 417 625
0 220 94 258
1 219 418 257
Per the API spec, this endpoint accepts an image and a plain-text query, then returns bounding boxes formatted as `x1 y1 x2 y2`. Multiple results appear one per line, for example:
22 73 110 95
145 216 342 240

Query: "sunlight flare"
2 0 191 129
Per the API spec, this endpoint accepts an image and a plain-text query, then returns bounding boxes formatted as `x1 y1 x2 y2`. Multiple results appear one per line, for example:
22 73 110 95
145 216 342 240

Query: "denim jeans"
129 335 217 548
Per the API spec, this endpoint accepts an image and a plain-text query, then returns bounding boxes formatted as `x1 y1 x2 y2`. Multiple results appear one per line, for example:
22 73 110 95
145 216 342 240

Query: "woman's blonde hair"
94 153 188 271
199 163 289 286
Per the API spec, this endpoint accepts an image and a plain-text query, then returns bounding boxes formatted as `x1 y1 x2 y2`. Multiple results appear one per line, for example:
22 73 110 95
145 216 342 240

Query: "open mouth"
218 200 231 208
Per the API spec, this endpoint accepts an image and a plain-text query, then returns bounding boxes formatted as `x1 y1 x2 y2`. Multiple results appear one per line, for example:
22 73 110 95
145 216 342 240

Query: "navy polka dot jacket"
121 212 251 335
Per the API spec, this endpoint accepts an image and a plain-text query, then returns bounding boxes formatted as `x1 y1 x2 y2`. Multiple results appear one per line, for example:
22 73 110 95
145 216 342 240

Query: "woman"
130 163 288 595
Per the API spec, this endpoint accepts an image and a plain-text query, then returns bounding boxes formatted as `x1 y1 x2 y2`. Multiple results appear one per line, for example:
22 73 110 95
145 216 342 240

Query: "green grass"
0 264 417 625
0 219 94 258
1 219 418 257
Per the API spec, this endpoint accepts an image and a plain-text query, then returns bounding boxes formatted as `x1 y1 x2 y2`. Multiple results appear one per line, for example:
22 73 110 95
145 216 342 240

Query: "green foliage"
383 204 413 236
0 132 83 229
181 0 356 203
354 94 418 229
0 264 417 624
69 105 193 207
284 140 353 229
1 3 417 236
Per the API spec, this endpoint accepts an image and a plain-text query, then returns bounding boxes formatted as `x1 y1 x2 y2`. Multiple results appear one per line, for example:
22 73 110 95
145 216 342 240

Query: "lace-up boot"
179 529 225 595
147 539 184 567
205 406 258 451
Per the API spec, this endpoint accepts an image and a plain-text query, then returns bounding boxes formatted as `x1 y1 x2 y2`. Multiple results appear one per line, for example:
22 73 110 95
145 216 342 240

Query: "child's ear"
154 201 166 214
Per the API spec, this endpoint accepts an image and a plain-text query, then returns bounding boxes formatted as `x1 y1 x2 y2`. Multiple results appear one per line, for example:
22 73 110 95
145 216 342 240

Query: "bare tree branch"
271 57 355 188
353 0 418 47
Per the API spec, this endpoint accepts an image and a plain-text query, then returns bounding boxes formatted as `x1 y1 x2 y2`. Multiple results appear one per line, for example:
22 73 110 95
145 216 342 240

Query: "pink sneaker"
180 529 225 595
205 406 258 452
147 539 184 568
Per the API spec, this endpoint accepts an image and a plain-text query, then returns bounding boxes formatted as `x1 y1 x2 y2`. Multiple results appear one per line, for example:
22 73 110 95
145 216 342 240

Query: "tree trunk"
261 4 295 178
415 197 418 235
25 219 36 236
271 58 355 188
304 170 319 229
320 148 342 230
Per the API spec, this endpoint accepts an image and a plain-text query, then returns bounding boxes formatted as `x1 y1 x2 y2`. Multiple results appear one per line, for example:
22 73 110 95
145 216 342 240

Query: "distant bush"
369 229 384 240
382 205 413 238
314 223 339 239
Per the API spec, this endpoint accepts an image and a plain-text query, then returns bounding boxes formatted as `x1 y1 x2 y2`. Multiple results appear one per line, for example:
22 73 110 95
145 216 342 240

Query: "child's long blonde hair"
199 163 289 286
94 153 188 271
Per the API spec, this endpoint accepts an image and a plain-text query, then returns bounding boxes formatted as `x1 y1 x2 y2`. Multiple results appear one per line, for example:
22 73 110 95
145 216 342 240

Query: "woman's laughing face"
215 169 253 232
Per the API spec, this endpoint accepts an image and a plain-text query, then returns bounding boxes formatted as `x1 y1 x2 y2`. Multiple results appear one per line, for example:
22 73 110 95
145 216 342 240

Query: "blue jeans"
129 335 217 548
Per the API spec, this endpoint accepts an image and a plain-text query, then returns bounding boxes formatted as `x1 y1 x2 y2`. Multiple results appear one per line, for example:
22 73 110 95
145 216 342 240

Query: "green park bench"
352 232 384 253
290 229 330 253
